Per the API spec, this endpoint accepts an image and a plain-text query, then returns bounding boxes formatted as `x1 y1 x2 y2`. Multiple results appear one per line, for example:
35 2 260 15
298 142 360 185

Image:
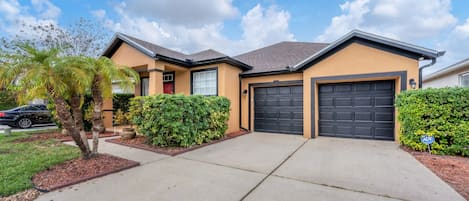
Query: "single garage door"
318 80 395 140
254 85 303 135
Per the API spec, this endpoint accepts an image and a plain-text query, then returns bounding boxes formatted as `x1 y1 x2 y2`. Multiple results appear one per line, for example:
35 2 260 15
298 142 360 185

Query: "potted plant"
114 109 136 139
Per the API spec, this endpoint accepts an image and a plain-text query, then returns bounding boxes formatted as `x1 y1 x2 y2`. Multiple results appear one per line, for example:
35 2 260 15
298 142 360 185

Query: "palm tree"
88 56 138 154
0 43 94 159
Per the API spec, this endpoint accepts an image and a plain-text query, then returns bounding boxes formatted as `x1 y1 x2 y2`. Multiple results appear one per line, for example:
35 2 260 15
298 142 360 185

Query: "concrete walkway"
38 133 465 201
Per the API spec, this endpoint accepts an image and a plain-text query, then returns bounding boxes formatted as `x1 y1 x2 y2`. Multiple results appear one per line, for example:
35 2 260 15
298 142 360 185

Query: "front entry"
163 72 175 94
318 80 395 140
254 85 303 135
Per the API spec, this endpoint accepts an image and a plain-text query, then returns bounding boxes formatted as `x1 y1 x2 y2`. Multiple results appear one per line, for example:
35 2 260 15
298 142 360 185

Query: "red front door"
164 82 174 94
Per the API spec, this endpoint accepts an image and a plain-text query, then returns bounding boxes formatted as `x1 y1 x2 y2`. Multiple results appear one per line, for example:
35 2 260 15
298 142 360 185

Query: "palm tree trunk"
91 75 104 154
70 94 91 151
53 96 92 159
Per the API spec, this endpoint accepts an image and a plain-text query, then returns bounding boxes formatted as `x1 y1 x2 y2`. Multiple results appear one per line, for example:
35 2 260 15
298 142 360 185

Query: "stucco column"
103 98 113 129
148 66 164 95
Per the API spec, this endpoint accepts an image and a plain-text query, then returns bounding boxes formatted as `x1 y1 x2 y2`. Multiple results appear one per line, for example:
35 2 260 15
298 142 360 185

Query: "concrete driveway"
37 132 464 201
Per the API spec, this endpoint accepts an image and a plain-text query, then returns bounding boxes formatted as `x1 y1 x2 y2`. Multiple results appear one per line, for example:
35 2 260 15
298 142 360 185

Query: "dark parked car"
0 104 54 129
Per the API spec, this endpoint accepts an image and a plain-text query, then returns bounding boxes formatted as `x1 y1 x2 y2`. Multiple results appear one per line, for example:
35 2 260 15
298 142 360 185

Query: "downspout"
418 58 436 88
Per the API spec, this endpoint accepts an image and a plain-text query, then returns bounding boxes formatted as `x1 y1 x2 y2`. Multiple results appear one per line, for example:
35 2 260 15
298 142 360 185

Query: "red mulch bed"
32 154 139 192
403 147 469 200
106 130 250 156
13 131 118 143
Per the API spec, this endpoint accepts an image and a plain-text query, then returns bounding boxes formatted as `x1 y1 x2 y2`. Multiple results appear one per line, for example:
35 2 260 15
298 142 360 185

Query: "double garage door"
254 80 395 140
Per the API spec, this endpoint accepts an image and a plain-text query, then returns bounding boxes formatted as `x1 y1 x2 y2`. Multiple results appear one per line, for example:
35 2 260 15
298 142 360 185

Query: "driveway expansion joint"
239 139 309 201
270 174 409 201
176 156 268 175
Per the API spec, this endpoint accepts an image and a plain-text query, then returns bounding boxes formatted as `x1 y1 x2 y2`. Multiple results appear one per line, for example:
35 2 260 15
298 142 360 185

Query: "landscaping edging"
13 131 119 143
106 130 250 156
59 132 119 142
32 154 139 192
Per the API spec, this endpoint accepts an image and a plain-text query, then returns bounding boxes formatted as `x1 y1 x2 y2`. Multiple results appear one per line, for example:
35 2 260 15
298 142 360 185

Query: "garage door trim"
310 71 407 139
248 80 303 131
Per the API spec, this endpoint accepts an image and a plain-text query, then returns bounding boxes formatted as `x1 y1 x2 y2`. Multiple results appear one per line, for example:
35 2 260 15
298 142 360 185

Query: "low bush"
113 93 134 113
396 87 469 156
129 94 230 147
0 90 17 110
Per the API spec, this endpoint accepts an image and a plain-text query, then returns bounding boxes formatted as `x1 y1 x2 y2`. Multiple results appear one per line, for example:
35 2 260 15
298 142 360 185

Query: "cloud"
453 18 469 38
0 0 61 36
91 9 106 19
0 0 21 18
122 0 238 27
316 0 457 42
31 0 61 19
98 3 295 55
435 18 469 70
240 4 294 50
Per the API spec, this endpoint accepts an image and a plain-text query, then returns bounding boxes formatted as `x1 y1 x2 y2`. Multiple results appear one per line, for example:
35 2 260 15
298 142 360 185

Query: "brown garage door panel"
318 80 395 140
254 85 303 135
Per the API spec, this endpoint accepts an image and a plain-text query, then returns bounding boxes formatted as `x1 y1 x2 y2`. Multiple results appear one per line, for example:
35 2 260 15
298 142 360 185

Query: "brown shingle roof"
234 41 329 74
121 34 228 62
187 49 227 61
121 33 187 60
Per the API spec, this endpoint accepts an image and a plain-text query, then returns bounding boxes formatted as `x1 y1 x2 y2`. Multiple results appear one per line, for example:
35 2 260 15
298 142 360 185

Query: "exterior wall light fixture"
409 79 417 89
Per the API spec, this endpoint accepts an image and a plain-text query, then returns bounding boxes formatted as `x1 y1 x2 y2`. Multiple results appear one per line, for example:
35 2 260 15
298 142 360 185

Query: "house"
101 30 443 143
423 57 469 88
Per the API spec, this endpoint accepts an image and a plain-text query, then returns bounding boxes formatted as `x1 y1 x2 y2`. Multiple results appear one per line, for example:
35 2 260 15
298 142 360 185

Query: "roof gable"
292 30 445 71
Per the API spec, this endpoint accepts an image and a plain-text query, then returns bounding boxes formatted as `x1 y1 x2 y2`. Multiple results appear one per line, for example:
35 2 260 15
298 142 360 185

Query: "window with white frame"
163 73 174 82
192 69 217 95
460 73 469 87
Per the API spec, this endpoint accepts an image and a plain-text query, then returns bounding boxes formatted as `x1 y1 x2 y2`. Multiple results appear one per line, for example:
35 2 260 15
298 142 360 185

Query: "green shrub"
113 93 134 112
0 90 17 110
129 94 230 147
395 87 469 156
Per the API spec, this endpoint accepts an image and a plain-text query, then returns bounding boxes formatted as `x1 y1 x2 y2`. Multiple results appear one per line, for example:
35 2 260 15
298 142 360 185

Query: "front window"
191 69 217 96
141 77 149 96
460 73 469 87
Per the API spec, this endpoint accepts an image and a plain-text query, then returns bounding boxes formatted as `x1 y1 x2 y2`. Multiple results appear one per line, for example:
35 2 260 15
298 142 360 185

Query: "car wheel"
17 118 33 129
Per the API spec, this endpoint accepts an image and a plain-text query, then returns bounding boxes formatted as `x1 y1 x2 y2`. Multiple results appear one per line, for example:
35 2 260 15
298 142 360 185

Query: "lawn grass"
0 132 80 197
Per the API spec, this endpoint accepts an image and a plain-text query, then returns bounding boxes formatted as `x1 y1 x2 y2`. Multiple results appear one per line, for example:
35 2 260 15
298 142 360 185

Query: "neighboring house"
423 58 469 88
101 30 443 143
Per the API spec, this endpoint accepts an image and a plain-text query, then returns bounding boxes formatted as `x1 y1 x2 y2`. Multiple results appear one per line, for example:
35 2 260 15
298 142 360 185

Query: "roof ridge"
119 33 188 57
234 41 328 58
189 49 225 55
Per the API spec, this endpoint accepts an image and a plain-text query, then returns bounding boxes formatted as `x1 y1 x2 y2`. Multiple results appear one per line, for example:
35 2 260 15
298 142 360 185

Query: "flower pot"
120 128 136 140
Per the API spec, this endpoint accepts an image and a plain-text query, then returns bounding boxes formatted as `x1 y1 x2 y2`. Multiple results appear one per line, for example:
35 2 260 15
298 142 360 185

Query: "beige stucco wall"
240 73 304 130
111 43 155 68
423 66 469 88
303 43 419 142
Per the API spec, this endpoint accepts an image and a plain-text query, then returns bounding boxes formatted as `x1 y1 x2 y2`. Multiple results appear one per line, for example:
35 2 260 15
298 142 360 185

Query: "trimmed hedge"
396 87 469 156
129 94 230 147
